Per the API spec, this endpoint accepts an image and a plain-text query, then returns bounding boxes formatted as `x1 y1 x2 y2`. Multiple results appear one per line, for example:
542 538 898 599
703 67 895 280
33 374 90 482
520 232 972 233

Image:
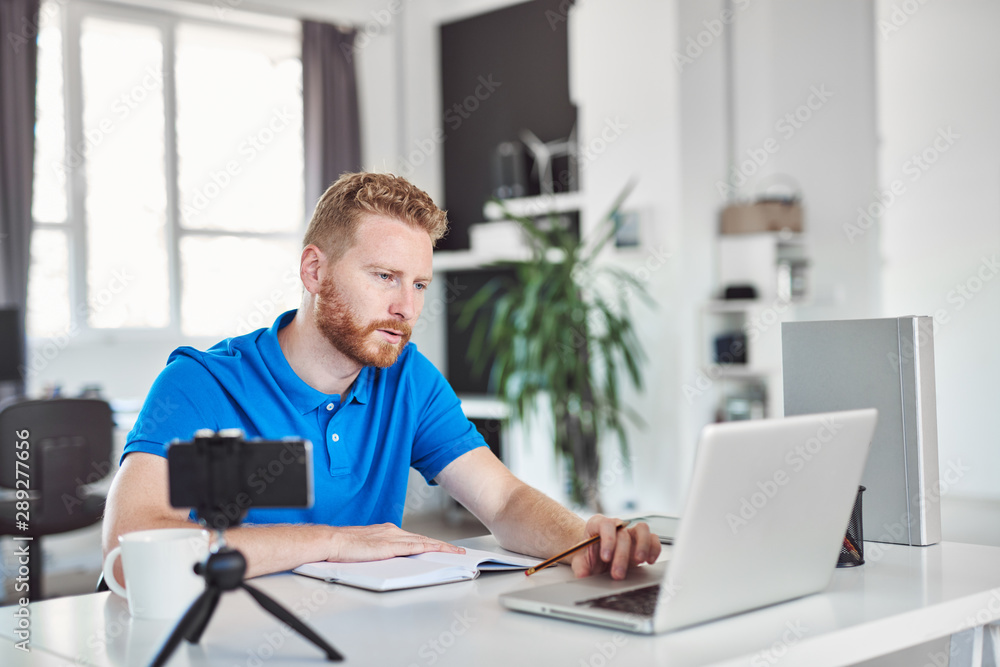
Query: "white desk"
2 540 1000 667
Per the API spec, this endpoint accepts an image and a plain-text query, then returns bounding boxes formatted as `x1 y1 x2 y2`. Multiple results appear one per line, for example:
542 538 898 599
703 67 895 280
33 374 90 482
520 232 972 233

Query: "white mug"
103 528 210 620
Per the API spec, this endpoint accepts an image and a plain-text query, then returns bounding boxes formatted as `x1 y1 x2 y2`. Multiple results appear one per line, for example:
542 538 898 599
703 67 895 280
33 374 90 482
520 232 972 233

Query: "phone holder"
151 430 342 666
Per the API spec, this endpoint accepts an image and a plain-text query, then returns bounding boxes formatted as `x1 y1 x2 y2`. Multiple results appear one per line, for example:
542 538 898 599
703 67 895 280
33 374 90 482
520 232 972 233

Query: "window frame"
34 0 304 346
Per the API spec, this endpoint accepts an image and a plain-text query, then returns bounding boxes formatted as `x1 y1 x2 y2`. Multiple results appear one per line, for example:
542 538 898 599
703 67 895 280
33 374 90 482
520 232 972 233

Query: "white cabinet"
701 232 809 420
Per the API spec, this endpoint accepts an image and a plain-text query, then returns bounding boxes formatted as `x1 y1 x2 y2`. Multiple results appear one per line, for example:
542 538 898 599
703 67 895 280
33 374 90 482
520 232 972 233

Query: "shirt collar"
259 310 373 414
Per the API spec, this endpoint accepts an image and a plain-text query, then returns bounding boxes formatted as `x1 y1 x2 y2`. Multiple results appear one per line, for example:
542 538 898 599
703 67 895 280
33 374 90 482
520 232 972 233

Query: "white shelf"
705 299 766 313
704 365 778 380
482 191 583 220
458 396 509 420
432 248 532 272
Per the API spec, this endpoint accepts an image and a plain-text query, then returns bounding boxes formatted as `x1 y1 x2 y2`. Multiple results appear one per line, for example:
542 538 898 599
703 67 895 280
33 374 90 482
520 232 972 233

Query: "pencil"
843 536 861 559
525 522 628 576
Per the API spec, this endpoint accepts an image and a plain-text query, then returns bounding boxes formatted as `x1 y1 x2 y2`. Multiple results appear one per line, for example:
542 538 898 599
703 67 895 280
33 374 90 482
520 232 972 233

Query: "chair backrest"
0 398 114 531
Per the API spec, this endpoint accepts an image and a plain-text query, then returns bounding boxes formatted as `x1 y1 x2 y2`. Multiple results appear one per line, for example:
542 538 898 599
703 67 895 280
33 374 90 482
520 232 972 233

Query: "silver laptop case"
500 409 878 634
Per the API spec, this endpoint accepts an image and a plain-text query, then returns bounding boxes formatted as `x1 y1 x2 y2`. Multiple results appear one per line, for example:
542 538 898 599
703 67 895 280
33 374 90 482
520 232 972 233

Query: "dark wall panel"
439 0 576 250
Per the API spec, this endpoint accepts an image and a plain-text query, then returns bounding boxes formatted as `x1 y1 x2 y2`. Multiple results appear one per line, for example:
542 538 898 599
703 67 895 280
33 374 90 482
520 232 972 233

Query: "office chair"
0 398 114 602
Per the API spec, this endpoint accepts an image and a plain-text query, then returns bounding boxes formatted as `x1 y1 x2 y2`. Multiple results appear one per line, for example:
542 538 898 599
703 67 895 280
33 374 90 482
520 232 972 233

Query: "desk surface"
2 539 1000 667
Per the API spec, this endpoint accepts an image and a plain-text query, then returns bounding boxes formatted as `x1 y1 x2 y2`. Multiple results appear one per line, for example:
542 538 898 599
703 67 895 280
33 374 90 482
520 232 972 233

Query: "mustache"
364 319 412 338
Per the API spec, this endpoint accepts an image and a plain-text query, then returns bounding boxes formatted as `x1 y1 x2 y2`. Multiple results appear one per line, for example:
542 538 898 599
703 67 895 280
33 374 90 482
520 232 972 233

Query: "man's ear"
300 244 326 295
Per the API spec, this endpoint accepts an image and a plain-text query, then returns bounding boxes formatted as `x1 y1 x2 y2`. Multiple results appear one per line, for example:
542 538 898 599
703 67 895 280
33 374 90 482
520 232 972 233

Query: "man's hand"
328 523 466 563
569 515 661 580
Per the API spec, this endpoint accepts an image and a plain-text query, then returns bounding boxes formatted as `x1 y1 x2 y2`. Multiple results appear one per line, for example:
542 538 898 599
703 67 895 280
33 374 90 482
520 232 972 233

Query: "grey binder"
782 317 941 546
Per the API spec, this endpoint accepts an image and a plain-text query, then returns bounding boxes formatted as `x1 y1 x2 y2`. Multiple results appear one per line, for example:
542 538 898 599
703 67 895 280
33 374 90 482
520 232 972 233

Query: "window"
29 1 304 342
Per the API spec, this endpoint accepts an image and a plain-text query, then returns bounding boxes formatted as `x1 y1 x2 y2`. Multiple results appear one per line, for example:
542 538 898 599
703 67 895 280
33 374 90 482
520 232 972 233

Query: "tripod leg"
151 589 217 667
183 587 222 644
240 582 344 662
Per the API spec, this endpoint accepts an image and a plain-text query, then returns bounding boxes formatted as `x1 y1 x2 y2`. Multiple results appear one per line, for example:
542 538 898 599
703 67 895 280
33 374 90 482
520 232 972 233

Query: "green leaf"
456 184 653 509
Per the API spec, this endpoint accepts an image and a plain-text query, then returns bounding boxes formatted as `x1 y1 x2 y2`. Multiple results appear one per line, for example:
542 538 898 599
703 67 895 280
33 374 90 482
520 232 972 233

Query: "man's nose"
390 288 417 321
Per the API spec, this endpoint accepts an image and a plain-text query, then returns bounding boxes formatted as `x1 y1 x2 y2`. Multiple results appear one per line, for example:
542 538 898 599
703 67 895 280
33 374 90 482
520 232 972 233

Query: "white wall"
672 0 881 508
30 0 997 514
569 1 685 513
876 0 1000 501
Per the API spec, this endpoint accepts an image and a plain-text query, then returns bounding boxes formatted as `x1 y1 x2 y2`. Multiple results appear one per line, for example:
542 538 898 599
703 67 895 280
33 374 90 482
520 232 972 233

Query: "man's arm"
102 452 465 584
435 447 660 580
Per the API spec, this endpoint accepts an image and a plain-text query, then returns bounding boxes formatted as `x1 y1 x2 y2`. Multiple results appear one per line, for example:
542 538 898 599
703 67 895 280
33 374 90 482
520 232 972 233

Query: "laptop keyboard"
577 584 660 617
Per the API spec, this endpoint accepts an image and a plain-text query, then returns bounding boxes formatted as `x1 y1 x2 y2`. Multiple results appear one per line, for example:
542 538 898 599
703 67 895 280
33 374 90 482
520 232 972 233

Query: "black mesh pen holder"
837 486 866 568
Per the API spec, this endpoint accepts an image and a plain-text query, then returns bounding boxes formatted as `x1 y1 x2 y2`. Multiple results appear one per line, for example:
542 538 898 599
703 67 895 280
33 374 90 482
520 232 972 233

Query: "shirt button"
326 403 334 411
331 433 340 442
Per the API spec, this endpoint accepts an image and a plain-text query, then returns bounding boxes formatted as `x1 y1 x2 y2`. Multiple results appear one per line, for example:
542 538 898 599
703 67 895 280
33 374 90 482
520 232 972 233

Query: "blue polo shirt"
124 309 486 526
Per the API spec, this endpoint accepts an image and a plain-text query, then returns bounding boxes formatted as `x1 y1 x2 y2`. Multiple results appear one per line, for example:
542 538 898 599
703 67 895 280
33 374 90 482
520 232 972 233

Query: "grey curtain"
302 21 362 212
0 0 40 399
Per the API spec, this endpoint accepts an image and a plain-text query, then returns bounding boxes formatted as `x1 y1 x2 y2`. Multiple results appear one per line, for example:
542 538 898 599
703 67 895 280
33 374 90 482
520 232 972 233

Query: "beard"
314 277 412 368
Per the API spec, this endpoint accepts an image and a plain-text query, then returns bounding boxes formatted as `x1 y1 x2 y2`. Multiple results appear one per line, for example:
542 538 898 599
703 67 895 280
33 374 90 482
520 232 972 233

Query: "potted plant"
459 186 651 512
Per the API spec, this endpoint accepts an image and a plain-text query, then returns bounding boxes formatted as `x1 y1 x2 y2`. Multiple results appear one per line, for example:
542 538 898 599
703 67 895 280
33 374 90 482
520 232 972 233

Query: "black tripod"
150 530 343 666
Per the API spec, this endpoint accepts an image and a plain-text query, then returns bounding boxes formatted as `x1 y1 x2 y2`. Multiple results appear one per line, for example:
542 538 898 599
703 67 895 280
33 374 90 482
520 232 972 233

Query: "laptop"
500 408 878 634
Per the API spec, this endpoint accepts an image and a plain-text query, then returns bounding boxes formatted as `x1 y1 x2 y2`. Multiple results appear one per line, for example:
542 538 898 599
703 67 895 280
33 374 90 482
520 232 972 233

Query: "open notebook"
293 547 542 592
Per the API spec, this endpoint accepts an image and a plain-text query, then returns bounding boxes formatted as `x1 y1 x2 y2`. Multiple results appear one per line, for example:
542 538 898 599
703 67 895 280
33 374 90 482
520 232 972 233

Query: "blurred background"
1 0 998 601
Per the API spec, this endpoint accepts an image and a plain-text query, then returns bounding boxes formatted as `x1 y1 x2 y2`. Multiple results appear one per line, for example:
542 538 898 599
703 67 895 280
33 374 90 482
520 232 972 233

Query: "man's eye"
378 273 391 281
415 283 427 291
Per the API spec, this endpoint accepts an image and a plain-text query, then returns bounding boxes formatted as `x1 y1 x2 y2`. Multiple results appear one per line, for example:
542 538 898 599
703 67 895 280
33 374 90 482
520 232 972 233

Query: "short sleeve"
123 353 241 461
407 352 487 483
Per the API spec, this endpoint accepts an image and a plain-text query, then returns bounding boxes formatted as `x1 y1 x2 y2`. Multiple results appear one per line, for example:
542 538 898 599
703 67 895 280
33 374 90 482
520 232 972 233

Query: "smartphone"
167 430 313 526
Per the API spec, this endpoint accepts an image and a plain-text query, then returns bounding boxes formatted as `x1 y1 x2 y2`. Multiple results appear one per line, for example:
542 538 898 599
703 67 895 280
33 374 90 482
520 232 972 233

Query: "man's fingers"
572 543 599 578
396 530 465 555
609 527 632 579
424 539 465 553
630 522 652 564
598 517 619 562
337 524 466 561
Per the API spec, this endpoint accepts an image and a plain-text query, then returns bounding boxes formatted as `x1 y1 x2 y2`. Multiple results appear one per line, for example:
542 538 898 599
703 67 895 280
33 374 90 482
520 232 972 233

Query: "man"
103 172 659 584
